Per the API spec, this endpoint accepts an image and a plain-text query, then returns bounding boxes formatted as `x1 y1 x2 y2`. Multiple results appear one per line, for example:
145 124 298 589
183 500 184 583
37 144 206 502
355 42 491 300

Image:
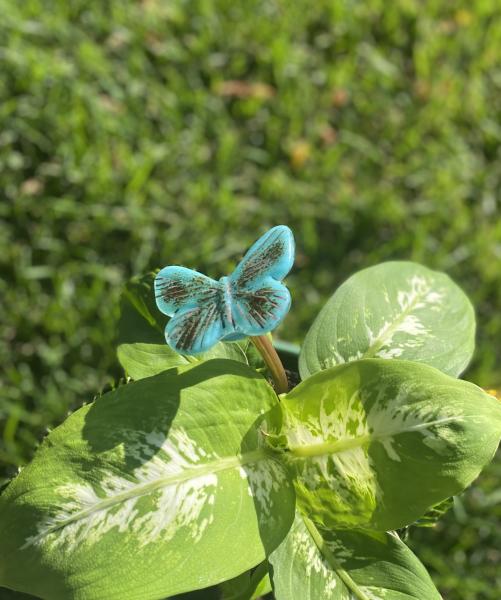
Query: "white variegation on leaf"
280 359 501 531
299 261 475 379
0 360 295 600
269 512 441 600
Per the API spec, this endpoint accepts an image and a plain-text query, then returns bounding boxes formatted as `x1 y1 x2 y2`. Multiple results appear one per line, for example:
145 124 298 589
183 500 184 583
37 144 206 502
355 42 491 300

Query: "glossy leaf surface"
219 562 271 600
0 361 295 600
117 341 255 380
300 262 475 379
281 359 501 531
269 513 441 599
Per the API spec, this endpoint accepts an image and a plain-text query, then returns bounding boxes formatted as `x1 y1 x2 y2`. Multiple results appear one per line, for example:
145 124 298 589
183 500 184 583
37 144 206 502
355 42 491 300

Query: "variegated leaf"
280 359 501 531
0 360 295 600
299 262 475 379
269 512 441 600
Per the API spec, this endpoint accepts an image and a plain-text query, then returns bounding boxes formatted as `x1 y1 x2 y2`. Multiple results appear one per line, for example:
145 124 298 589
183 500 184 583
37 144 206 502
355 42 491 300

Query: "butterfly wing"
154 266 231 354
231 279 291 336
231 225 295 285
229 226 294 336
165 302 228 354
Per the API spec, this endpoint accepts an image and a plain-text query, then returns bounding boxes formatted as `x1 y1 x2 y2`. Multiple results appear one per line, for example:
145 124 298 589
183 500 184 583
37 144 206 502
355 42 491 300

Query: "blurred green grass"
1 1 501 598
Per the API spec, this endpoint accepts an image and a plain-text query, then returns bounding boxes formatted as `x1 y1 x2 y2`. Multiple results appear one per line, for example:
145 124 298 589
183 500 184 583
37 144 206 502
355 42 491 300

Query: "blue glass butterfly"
154 225 295 355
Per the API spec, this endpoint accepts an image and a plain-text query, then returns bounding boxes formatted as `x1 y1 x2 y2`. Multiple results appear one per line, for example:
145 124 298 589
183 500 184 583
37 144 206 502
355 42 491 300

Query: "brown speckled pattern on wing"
155 274 220 309
236 238 285 288
167 302 223 352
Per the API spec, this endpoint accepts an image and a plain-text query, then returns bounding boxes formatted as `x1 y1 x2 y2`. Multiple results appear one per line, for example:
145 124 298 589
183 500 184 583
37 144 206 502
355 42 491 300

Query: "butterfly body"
154 226 295 355
219 276 236 331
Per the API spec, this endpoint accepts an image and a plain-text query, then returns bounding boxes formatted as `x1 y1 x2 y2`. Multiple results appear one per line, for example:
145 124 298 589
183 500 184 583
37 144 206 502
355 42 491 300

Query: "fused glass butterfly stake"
154 226 295 394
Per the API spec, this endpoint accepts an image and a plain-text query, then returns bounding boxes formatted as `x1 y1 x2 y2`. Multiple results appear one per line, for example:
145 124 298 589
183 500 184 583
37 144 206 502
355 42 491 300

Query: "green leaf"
299 262 475 380
117 341 254 380
412 496 454 528
269 512 441 600
118 272 167 345
117 343 190 379
0 360 295 600
168 562 271 600
280 359 501 531
167 565 271 600
0 589 38 600
219 562 271 600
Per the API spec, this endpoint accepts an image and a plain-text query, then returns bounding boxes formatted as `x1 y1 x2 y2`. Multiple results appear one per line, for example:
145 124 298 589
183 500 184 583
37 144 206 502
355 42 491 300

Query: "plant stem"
250 335 289 395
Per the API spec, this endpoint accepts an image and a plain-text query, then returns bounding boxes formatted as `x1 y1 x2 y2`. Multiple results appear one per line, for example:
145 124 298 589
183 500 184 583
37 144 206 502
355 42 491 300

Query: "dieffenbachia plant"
1 226 500 600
